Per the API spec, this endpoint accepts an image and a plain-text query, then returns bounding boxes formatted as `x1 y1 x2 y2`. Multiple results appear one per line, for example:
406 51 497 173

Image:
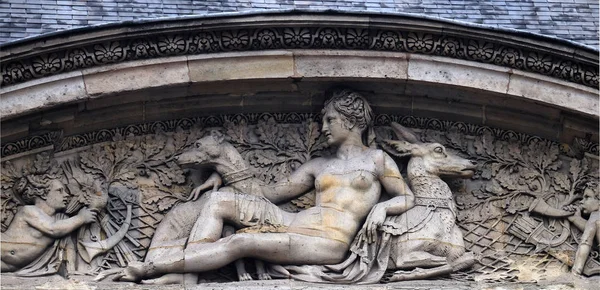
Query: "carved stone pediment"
2 111 598 284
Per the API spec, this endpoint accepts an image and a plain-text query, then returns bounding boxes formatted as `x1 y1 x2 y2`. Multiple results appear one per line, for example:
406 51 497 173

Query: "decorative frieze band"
1 14 598 89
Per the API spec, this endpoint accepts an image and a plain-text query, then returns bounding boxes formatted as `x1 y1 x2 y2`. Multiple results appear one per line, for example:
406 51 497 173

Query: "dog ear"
210 129 225 144
390 122 421 144
382 139 417 158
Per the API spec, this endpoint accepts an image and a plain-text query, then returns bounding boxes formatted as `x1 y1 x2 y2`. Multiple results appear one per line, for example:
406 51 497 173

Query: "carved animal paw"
258 273 272 280
238 272 253 281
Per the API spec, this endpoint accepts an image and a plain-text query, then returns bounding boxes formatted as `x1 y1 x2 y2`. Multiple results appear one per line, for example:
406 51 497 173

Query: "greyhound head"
175 129 227 169
384 122 476 179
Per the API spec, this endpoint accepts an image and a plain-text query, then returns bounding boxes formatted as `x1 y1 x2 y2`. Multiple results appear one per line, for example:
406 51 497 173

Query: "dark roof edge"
1 8 598 53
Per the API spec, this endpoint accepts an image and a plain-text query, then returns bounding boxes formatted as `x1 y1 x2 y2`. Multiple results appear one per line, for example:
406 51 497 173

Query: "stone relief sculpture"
1 154 97 275
1 89 598 285
111 89 416 283
569 182 599 276
380 122 477 282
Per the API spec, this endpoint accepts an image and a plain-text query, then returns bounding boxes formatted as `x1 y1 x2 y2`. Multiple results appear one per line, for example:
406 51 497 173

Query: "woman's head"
323 90 373 132
322 90 375 147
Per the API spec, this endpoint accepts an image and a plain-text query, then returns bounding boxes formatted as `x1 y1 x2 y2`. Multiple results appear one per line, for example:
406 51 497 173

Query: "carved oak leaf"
80 148 111 179
542 144 561 170
142 133 167 159
0 161 19 189
307 120 324 153
171 127 189 153
247 150 277 167
290 190 316 211
491 163 503 176
485 180 507 195
157 196 179 212
569 158 583 183
446 130 468 151
505 194 534 214
224 120 246 145
550 172 570 193
496 170 518 191
473 132 494 157
480 163 493 180
153 161 185 187
32 153 51 174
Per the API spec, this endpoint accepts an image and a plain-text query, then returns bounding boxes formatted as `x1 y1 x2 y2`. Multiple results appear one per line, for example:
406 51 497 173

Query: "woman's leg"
119 233 348 281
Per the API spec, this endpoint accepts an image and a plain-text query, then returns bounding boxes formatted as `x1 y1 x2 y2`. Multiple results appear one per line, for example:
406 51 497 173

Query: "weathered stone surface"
294 51 408 80
507 70 599 118
188 52 294 82
407 55 510 94
83 57 189 96
0 71 86 119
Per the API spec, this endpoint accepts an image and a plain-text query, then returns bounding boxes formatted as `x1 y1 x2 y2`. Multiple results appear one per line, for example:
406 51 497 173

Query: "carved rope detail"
2 26 598 88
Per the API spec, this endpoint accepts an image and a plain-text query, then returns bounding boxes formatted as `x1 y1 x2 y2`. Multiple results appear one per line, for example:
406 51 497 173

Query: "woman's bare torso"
288 149 382 245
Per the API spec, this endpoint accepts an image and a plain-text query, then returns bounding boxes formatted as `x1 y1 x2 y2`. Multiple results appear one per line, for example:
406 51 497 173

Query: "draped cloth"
15 213 70 277
267 205 434 284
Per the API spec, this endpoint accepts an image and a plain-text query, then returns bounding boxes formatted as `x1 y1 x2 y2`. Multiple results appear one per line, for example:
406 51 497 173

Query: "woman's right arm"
261 159 320 204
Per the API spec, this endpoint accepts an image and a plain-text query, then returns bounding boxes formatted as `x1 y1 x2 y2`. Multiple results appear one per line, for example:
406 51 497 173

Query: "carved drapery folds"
1 112 598 283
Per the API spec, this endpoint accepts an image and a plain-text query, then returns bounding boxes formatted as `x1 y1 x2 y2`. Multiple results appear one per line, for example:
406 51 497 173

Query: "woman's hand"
365 204 387 243
187 172 222 201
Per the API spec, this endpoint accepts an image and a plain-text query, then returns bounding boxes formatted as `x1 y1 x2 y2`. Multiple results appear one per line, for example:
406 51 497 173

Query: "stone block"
83 56 189 96
294 50 408 80
0 71 86 120
507 70 599 118
188 51 295 82
407 55 511 95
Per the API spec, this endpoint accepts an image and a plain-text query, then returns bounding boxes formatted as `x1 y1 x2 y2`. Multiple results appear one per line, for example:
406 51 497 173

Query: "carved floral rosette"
1 113 598 282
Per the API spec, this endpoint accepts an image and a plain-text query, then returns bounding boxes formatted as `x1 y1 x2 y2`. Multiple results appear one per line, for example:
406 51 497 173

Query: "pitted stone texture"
83 57 190 96
188 52 295 82
1 1 598 47
0 71 86 118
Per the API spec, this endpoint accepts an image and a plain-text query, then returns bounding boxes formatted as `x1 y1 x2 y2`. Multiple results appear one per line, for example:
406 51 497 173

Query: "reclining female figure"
117 90 415 283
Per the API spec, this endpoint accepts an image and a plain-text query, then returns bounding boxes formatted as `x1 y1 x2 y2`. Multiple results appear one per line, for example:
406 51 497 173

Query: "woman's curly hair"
323 89 376 147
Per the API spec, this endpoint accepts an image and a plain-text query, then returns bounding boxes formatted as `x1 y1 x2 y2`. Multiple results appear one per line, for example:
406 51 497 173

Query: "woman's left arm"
364 152 415 243
377 151 414 214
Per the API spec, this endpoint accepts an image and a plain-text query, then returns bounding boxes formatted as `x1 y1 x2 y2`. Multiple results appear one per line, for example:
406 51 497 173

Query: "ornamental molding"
3 113 598 159
1 12 598 89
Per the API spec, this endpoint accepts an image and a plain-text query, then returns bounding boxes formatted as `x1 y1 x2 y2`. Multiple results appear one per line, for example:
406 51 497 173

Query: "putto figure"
115 90 415 283
569 182 600 276
1 176 97 272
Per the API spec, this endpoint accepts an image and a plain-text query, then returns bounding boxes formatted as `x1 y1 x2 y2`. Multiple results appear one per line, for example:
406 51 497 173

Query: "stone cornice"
1 11 598 89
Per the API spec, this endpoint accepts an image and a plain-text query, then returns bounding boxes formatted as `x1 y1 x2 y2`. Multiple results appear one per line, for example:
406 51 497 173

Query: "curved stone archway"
1 12 598 148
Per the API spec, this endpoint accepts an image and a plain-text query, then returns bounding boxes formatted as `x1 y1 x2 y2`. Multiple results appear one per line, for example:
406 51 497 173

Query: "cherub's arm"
364 152 415 243
572 212 599 275
567 211 587 232
23 207 97 238
260 159 319 204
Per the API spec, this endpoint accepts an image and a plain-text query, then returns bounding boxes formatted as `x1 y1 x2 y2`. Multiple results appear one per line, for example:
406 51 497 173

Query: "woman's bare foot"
142 273 186 285
113 261 153 282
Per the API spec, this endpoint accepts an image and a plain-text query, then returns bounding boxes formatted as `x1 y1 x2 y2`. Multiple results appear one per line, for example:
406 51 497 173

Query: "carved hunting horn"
78 200 132 263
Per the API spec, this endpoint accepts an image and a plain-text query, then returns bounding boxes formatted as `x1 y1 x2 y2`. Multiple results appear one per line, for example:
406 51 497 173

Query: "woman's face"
322 106 351 146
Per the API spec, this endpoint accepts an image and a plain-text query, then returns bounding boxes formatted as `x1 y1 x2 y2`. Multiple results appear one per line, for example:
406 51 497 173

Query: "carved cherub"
568 182 600 276
1 175 97 272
